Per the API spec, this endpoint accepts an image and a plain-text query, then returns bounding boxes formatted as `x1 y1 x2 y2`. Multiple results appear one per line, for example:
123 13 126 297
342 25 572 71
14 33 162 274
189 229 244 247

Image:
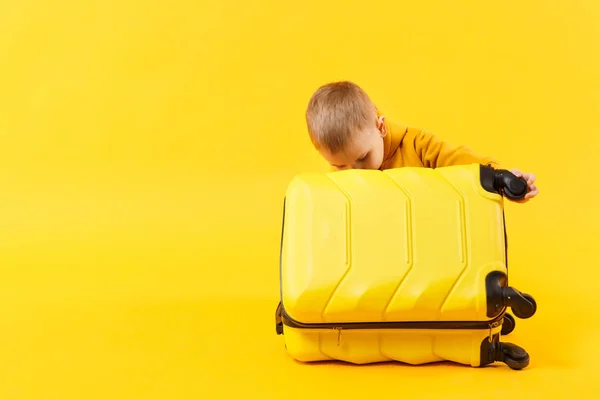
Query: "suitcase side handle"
480 165 529 200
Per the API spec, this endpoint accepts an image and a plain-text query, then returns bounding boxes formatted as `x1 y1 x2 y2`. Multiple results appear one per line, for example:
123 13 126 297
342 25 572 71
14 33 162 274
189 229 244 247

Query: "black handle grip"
493 170 528 200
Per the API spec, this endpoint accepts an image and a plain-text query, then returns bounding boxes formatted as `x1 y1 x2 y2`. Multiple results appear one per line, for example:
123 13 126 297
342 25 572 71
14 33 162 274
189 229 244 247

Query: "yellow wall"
1 1 599 398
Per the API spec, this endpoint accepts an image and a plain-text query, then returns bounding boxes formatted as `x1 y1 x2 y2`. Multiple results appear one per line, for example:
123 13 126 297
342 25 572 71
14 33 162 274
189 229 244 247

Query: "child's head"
305 81 387 170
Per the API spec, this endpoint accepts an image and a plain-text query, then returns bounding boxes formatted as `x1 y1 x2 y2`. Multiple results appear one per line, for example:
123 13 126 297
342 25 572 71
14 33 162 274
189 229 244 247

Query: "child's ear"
376 115 387 137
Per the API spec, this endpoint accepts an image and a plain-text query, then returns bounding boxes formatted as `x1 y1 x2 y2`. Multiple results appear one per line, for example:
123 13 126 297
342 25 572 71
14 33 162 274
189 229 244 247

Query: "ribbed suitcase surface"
276 164 537 370
281 163 506 324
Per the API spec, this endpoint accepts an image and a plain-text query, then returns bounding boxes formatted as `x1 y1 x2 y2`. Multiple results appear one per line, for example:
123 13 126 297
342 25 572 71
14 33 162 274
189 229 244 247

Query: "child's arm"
414 129 501 169
413 129 539 201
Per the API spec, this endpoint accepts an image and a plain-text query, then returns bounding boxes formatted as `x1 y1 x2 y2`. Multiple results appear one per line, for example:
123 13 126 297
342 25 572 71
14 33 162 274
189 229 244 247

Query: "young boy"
305 80 538 202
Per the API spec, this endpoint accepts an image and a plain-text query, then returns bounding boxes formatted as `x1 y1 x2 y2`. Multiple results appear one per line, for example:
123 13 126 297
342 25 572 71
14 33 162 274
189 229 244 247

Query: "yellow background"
0 0 598 398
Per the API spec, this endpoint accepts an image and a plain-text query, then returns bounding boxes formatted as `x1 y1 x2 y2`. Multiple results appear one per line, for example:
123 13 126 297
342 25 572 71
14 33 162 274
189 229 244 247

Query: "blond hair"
305 81 377 153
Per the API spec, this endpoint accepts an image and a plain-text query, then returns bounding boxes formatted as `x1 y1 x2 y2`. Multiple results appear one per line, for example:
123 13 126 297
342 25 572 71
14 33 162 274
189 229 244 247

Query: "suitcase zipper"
278 304 505 332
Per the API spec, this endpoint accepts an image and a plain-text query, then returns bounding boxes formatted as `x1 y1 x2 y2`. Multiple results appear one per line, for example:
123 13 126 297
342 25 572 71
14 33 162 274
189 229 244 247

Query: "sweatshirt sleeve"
414 129 502 169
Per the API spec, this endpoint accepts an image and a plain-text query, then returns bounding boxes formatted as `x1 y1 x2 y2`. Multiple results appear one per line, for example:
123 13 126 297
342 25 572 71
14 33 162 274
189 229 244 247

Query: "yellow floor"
1 293 597 399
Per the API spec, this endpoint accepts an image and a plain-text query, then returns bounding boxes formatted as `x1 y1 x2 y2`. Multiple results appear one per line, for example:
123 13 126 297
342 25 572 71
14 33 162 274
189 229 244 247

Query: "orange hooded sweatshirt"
380 117 501 171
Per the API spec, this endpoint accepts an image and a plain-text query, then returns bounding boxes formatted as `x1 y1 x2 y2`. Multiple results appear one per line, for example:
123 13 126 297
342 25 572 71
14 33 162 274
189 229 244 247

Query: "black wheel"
512 293 537 319
505 353 530 370
498 342 530 370
501 313 516 335
523 294 537 314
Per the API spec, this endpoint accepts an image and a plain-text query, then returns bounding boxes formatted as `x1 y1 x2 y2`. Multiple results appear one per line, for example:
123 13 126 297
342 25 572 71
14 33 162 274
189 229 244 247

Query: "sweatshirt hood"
380 113 408 168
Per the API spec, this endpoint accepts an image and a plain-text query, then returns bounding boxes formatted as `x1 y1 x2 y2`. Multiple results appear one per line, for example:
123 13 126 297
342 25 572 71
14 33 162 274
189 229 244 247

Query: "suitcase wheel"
488 167 529 201
485 271 538 320
495 342 530 370
511 293 537 319
501 313 516 336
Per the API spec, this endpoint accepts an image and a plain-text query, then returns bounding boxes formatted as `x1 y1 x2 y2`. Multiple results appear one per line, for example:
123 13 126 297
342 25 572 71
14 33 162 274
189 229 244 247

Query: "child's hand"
509 168 538 202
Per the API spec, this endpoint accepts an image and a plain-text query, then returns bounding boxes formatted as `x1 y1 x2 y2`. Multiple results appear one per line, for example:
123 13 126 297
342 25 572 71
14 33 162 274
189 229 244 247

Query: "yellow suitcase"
275 163 537 370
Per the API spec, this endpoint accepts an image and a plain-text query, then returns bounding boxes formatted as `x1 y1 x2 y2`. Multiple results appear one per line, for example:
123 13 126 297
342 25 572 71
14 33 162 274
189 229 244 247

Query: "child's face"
319 116 387 171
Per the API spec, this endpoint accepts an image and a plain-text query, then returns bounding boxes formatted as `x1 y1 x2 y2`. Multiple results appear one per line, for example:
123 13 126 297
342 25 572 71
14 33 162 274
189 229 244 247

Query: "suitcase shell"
276 163 535 370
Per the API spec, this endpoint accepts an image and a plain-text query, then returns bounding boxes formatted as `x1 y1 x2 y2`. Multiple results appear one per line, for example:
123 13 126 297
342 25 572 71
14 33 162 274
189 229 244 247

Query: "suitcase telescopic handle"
493 169 529 200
